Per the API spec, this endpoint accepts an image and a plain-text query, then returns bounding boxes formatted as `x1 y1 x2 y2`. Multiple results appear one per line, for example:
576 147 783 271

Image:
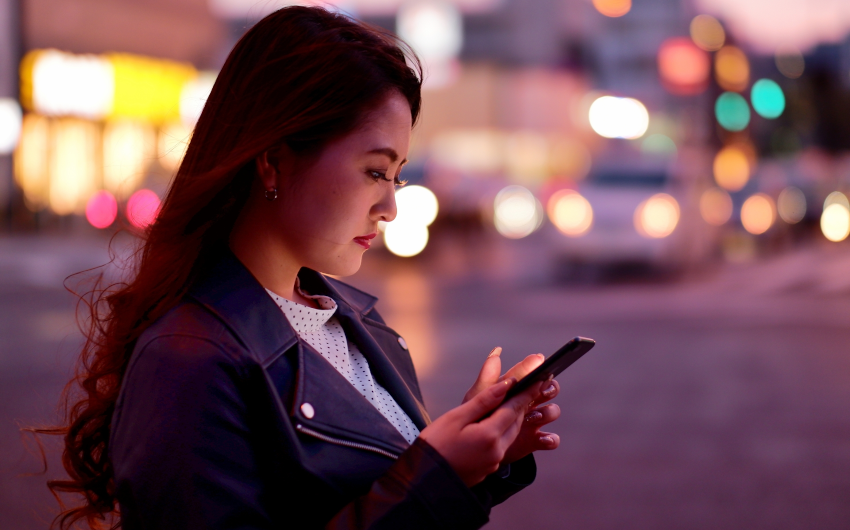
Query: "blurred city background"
1 0 850 528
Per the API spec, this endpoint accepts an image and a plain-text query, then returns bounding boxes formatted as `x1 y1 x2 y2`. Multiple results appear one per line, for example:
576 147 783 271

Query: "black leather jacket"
109 250 535 529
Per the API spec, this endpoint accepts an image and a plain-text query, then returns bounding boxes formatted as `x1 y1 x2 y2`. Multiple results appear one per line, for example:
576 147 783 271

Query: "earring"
264 188 278 201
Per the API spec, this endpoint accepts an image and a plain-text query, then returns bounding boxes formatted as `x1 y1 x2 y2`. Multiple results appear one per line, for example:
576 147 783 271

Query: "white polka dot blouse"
266 283 420 445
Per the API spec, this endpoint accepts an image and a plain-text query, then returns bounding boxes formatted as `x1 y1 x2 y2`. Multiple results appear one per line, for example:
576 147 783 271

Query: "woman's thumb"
464 347 502 403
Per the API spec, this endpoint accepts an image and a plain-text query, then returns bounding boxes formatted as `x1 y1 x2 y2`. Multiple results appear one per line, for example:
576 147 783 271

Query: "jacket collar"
187 250 428 445
187 249 378 368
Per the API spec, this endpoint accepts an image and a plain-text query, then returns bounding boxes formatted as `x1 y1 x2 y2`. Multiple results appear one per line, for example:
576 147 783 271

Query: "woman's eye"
369 170 407 187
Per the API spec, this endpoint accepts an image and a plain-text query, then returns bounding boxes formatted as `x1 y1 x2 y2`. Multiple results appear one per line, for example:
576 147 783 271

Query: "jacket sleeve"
110 334 275 529
110 334 491 530
471 454 537 507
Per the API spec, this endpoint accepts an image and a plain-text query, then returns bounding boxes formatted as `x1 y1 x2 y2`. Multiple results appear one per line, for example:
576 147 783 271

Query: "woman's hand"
463 347 561 465
418 378 546 488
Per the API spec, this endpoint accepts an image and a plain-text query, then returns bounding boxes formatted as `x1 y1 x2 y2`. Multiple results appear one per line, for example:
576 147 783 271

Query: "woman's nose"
373 186 397 223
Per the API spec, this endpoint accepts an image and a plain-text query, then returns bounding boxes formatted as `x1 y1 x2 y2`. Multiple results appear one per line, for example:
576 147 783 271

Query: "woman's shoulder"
132 299 252 374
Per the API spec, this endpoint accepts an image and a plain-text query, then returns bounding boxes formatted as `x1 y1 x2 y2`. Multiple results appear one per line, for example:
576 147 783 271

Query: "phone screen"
503 337 596 401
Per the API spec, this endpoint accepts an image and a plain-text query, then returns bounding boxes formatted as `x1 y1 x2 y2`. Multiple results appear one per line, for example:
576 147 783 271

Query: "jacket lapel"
300 271 431 431
293 340 411 455
189 251 427 453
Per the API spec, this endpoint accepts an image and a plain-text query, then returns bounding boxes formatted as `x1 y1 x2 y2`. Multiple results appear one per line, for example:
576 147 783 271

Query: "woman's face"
272 92 411 277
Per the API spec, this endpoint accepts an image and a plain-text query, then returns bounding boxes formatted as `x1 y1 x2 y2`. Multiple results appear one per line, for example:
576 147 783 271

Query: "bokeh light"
713 145 750 191
657 37 710 95
690 14 725 52
777 186 806 224
26 49 114 119
126 189 161 229
493 185 543 239
592 0 631 18
108 53 196 124
775 46 805 79
641 134 677 158
382 185 439 258
103 120 156 199
741 193 776 235
823 191 849 210
715 46 750 92
13 114 50 210
821 203 850 242
547 189 593 237
180 71 217 127
588 96 649 139
85 190 118 229
634 193 680 238
700 187 733 226
715 92 751 131
394 185 439 227
397 0 462 63
384 222 430 257
0 98 23 155
158 122 191 171
751 79 785 119
49 119 100 215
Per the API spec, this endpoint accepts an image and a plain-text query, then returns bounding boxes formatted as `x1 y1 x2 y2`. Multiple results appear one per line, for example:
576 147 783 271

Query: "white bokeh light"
588 96 649 140
381 185 439 257
32 50 114 119
394 185 439 226
383 222 430 257
820 203 850 242
397 1 463 63
493 185 543 239
180 72 218 127
0 98 23 155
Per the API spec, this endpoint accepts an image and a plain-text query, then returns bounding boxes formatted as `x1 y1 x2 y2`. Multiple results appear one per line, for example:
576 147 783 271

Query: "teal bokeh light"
715 92 750 131
751 78 785 119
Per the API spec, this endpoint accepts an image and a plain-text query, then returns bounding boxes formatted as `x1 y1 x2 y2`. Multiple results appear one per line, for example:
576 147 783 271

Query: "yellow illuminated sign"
19 49 200 124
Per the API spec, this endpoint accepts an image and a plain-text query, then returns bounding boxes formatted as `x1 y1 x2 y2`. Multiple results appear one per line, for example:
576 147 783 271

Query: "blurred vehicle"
545 155 716 274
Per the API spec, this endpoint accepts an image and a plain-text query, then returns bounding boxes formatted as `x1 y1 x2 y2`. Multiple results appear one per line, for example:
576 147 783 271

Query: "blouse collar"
265 278 338 333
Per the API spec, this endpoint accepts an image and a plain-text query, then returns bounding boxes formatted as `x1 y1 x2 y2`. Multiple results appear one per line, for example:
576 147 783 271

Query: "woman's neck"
229 210 314 307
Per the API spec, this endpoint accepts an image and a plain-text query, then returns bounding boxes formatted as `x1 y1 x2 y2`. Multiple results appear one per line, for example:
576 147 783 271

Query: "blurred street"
2 232 849 529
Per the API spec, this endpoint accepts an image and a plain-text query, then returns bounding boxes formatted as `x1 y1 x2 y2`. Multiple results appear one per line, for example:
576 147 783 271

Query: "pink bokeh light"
85 190 118 229
126 189 161 229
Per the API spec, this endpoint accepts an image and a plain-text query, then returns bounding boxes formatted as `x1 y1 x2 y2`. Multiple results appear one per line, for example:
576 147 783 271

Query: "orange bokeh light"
658 37 711 95
593 0 631 18
715 46 750 92
741 193 776 235
713 146 751 192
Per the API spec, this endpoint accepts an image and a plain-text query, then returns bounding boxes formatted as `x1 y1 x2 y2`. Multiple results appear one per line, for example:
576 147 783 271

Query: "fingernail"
525 411 543 422
542 384 556 396
539 435 554 444
488 347 502 358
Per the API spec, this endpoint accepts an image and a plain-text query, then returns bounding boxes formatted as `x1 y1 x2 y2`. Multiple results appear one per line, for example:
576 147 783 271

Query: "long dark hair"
41 7 421 528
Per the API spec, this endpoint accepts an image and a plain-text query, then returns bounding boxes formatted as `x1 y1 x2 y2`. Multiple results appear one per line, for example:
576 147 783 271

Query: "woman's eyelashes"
368 169 406 186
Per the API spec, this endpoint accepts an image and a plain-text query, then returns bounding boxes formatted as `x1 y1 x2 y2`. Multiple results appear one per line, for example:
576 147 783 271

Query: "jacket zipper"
295 424 400 460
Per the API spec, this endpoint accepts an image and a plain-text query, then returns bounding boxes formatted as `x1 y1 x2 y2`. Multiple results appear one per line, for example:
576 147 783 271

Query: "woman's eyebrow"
367 147 407 165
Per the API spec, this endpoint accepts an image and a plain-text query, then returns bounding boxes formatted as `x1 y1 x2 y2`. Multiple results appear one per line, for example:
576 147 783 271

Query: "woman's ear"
255 149 281 192
255 144 297 192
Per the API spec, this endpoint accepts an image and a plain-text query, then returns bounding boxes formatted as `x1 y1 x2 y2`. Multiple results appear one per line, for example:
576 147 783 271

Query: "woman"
50 6 561 529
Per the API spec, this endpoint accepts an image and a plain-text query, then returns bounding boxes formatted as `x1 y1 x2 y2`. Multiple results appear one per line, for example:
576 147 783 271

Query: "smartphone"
503 337 596 401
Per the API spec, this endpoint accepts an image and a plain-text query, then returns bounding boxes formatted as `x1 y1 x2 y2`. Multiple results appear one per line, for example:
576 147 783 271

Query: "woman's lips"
353 232 377 249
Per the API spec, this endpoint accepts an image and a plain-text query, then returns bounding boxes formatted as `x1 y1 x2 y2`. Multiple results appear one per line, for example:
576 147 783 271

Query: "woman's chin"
319 254 363 278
